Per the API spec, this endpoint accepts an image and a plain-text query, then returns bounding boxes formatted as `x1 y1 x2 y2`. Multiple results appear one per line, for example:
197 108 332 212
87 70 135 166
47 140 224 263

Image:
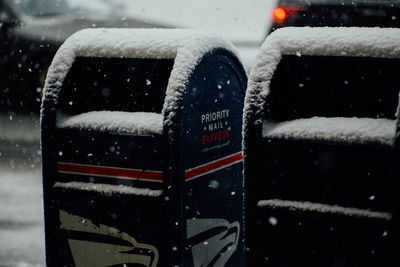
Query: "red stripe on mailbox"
57 162 163 182
185 152 243 181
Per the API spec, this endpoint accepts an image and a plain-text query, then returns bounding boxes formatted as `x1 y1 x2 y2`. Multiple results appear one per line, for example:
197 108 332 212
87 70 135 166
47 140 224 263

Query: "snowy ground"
0 170 44 267
0 114 44 267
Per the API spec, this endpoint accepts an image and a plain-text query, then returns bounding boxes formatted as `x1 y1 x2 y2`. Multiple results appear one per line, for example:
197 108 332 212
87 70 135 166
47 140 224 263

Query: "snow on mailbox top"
244 27 400 130
41 28 239 131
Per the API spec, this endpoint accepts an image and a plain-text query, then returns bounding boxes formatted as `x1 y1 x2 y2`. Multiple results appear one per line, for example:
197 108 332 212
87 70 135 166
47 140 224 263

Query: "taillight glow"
272 6 304 22
273 7 287 21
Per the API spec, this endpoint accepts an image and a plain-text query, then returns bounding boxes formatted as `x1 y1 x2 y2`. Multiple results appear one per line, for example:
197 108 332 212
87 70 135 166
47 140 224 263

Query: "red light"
273 7 287 22
272 6 304 23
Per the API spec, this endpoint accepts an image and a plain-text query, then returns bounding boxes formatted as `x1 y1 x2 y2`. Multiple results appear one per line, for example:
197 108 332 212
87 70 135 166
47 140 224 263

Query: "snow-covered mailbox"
243 27 400 266
41 29 247 266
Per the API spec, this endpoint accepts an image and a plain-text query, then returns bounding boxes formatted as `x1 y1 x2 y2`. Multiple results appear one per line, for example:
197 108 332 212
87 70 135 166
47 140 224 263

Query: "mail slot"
41 29 247 266
243 27 400 266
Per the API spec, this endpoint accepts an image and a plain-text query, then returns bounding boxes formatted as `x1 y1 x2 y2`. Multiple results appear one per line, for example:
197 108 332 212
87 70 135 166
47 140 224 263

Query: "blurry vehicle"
270 0 400 32
0 0 164 114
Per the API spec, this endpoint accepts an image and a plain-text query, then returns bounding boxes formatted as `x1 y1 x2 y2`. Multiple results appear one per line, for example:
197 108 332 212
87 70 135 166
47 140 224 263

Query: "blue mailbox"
243 27 400 266
41 29 247 266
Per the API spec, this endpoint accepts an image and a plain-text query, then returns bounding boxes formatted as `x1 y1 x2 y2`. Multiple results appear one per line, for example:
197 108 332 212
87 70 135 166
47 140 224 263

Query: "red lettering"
202 135 206 145
201 129 231 145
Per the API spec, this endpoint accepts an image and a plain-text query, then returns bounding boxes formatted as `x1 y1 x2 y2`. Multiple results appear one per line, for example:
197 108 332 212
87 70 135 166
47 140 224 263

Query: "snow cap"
54 181 162 197
263 117 397 146
56 111 163 136
41 28 239 131
244 27 400 133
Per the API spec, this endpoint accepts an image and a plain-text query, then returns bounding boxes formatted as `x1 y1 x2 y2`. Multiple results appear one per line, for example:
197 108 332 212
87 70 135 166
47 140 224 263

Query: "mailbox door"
44 130 167 267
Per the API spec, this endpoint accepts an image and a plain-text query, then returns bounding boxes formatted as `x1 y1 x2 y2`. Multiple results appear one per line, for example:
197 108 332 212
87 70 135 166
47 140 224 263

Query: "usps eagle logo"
59 210 159 267
187 218 240 267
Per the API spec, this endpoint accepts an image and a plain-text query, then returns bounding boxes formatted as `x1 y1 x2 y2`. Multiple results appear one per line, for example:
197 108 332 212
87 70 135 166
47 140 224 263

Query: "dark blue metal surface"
244 55 400 266
42 48 247 266
179 49 246 266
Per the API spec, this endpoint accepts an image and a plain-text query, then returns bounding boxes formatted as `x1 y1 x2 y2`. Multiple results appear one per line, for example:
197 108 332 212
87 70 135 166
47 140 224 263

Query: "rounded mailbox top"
244 27 400 132
41 28 241 128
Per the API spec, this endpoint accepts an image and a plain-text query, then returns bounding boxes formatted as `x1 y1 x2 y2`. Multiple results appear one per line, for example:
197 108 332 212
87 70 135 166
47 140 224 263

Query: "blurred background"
0 0 276 265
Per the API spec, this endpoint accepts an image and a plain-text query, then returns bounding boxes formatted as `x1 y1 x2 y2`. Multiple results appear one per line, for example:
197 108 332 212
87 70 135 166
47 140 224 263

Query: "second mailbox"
243 27 400 266
41 29 247 266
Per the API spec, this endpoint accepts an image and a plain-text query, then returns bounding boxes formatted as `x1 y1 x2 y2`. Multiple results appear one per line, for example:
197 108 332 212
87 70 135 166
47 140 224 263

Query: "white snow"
0 170 43 227
263 117 397 146
243 27 400 133
42 28 241 135
54 181 163 197
57 111 163 136
0 170 45 266
258 199 392 221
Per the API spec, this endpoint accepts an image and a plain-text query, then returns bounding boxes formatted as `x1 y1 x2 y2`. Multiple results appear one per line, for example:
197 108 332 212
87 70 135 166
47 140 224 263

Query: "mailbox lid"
58 57 174 114
244 27 400 136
